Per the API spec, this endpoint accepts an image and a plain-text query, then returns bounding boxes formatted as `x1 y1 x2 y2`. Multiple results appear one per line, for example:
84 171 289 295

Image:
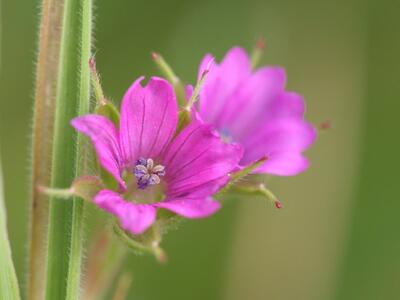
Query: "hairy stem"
44 0 83 298
66 0 93 298
27 0 63 299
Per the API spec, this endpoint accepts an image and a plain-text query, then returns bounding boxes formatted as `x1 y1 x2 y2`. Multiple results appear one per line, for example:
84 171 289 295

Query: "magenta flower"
71 77 242 235
197 47 316 176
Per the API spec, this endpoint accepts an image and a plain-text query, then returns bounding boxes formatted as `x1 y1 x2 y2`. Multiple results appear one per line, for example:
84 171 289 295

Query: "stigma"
134 158 166 190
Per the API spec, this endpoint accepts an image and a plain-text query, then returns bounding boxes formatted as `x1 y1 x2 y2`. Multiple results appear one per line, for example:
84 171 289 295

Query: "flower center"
134 158 166 190
219 127 233 143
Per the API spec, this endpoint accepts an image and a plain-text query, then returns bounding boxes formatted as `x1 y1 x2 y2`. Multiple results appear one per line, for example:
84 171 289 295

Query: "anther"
134 157 166 189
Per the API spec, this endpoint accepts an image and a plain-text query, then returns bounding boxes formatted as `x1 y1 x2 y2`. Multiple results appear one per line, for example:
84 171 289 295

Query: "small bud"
274 200 283 209
152 242 168 264
255 37 266 50
319 120 333 131
251 37 266 69
151 52 158 60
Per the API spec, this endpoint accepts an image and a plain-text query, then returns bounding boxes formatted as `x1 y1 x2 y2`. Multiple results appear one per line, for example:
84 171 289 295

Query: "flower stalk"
27 0 64 298
66 0 93 298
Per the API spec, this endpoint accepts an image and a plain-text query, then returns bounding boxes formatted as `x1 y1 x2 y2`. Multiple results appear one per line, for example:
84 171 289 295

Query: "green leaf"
0 152 21 300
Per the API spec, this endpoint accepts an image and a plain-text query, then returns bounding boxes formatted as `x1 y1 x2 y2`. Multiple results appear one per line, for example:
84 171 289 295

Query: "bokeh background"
1 0 399 299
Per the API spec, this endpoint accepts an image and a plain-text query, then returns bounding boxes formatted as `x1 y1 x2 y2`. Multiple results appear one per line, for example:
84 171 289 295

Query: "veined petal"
154 197 221 218
71 115 125 189
162 120 243 197
94 190 156 235
216 66 287 139
241 119 317 176
119 77 178 166
199 47 251 124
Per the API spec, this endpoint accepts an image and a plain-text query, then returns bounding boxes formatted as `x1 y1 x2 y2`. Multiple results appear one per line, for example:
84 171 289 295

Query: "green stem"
27 1 63 299
83 230 128 300
0 150 21 300
111 273 133 300
44 0 83 298
65 0 93 298
186 67 209 109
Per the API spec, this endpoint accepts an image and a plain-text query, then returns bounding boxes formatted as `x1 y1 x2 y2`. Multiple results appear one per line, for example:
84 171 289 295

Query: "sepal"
95 101 120 126
72 176 105 202
89 57 120 125
229 183 283 209
112 220 167 263
216 156 268 197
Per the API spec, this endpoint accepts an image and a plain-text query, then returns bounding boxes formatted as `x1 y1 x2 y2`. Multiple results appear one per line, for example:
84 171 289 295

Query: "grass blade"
0 150 21 300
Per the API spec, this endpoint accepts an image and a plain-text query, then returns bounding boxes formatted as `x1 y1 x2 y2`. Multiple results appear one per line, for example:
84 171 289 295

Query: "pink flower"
71 77 242 235
197 47 316 176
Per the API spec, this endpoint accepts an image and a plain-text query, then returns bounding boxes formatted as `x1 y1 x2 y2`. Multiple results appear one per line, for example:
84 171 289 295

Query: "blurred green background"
1 0 399 299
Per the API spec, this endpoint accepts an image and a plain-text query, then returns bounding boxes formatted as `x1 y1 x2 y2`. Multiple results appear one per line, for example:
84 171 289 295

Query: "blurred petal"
71 115 125 189
162 120 243 196
155 197 221 218
199 47 251 124
197 48 316 177
94 190 156 235
242 119 317 176
185 84 193 100
268 91 305 120
119 77 178 166
256 152 310 176
216 67 287 139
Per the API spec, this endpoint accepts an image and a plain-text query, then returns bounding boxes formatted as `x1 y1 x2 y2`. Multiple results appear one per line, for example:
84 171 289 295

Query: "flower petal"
94 190 156 235
241 119 317 176
256 152 310 176
267 91 305 120
199 47 251 124
154 197 221 218
214 67 287 139
162 120 243 197
119 77 178 166
71 115 125 189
